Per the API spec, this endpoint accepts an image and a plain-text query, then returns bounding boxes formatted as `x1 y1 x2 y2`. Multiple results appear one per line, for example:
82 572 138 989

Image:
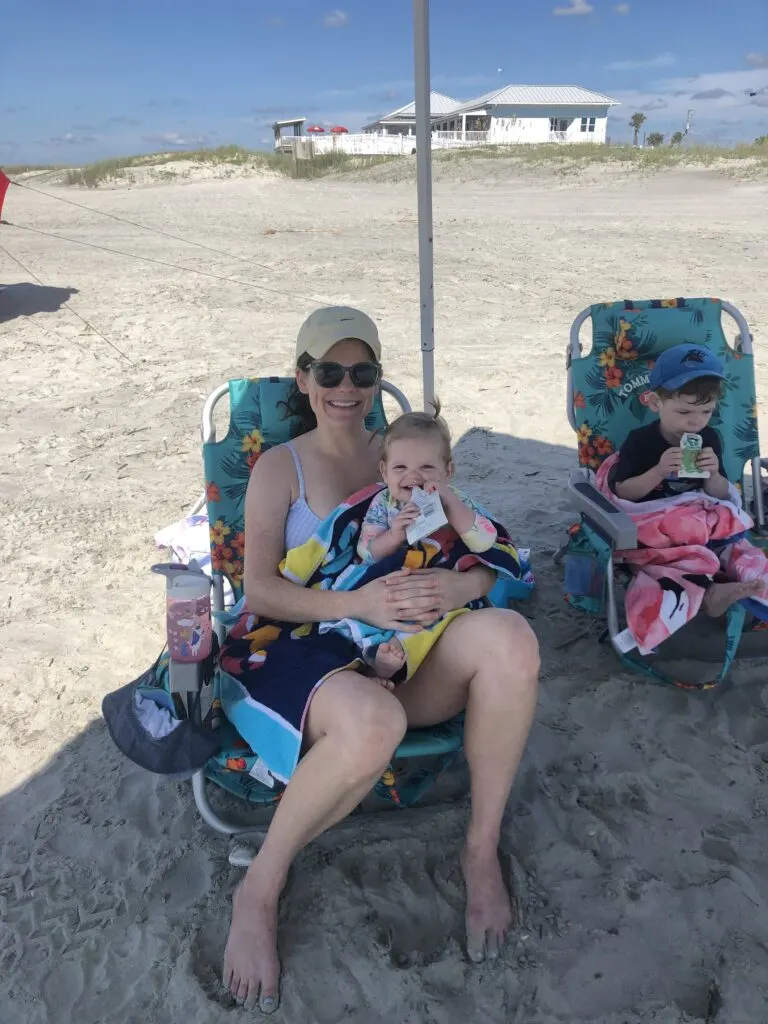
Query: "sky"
1 0 767 165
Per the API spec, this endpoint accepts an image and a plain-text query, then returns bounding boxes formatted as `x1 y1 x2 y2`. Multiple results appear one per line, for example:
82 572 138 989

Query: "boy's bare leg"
702 579 763 618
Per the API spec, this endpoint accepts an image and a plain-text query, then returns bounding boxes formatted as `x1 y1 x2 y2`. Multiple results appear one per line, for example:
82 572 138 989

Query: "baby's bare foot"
703 579 763 618
374 639 407 679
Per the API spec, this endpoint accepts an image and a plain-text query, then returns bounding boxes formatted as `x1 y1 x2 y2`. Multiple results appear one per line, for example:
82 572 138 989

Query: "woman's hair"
380 399 452 464
279 352 316 437
279 342 379 438
656 376 723 405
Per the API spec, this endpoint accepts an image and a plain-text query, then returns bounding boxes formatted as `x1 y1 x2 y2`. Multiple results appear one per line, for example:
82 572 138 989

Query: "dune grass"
11 139 768 190
433 141 768 170
57 145 394 187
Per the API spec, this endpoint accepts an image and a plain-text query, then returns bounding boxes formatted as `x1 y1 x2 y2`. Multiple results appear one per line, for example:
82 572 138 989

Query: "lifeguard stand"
272 118 306 155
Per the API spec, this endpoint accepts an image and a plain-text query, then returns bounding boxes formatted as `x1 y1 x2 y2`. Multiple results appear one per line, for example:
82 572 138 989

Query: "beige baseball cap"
296 306 381 362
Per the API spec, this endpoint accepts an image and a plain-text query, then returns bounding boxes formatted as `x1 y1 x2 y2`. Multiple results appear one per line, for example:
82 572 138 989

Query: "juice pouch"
678 432 709 479
406 486 449 545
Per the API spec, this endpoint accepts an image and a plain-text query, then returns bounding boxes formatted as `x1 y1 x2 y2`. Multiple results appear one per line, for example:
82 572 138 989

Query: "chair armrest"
567 469 638 550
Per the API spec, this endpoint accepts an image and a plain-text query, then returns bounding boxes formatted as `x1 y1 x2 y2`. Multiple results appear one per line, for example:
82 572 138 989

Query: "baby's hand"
392 503 420 537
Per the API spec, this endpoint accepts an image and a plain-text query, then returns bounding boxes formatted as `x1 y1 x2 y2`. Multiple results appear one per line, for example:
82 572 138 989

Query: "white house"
362 91 459 136
272 83 620 157
433 85 619 144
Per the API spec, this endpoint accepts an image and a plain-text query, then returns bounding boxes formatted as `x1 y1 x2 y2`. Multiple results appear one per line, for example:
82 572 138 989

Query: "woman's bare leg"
394 608 539 962
223 672 407 1011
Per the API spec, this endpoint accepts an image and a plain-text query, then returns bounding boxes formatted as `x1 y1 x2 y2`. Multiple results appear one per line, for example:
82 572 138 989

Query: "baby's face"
382 437 450 503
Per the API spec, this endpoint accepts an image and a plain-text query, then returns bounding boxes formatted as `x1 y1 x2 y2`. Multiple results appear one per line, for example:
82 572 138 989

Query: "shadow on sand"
2 428 768 1023
0 281 78 324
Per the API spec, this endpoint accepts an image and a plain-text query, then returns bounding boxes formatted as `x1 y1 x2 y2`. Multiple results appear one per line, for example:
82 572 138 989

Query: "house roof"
443 85 619 116
362 91 459 130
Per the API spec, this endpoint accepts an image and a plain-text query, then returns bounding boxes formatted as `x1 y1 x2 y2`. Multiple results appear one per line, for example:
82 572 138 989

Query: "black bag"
102 643 222 777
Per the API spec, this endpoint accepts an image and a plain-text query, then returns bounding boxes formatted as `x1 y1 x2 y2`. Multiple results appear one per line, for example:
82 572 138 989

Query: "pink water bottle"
166 573 213 663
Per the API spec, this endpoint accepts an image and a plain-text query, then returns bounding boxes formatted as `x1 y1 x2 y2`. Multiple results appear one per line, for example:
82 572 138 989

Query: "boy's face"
649 390 716 441
381 436 452 502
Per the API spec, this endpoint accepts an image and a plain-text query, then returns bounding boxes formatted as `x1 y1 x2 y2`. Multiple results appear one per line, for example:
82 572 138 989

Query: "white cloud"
50 132 98 146
323 9 348 28
609 66 768 141
745 53 768 69
641 97 668 111
608 52 675 71
552 0 593 15
614 2 631 12
143 132 208 147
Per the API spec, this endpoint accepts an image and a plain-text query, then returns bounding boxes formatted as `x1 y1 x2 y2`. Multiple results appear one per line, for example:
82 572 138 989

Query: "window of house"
580 116 596 132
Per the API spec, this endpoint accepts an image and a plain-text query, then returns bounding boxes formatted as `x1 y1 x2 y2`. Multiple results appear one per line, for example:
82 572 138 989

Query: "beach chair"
561 297 768 690
187 375 471 839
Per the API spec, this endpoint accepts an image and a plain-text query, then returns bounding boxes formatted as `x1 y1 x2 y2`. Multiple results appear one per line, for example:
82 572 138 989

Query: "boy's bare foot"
702 579 763 618
222 878 281 1012
373 639 407 679
460 843 514 963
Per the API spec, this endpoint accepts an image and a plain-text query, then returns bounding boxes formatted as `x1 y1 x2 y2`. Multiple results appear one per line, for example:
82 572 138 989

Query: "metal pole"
413 0 435 411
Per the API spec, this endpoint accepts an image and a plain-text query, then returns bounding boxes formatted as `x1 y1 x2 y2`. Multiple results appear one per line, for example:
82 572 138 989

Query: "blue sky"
1 0 767 164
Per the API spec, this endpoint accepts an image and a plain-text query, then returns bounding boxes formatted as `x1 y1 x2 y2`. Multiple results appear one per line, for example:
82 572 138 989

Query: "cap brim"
660 368 726 391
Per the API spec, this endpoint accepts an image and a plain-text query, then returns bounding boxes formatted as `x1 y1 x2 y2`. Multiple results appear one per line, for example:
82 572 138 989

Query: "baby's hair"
381 399 452 463
655 376 723 406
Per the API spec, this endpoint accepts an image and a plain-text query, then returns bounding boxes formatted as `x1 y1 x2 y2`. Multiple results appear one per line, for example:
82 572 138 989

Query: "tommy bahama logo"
618 372 650 399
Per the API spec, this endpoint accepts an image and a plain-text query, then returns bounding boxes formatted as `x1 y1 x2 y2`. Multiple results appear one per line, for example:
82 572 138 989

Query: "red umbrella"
306 125 325 134
330 125 348 134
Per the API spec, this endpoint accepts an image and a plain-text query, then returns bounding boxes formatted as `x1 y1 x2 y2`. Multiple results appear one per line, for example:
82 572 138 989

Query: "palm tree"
670 131 684 146
647 132 664 147
630 112 647 146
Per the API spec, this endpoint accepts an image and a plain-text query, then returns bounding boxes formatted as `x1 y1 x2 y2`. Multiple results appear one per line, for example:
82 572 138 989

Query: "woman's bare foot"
460 843 514 962
702 579 763 618
374 639 406 679
222 877 281 1012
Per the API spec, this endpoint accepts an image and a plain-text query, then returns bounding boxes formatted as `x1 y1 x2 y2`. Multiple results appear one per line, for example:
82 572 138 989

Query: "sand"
2 159 768 1023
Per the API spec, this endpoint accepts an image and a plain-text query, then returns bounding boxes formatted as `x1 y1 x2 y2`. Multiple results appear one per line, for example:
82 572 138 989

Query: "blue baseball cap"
649 344 725 392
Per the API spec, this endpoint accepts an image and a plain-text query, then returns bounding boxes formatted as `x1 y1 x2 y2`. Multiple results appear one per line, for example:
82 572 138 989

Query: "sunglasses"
309 360 382 389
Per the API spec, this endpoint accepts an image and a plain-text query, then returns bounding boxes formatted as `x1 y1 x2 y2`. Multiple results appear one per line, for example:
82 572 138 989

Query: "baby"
341 404 498 683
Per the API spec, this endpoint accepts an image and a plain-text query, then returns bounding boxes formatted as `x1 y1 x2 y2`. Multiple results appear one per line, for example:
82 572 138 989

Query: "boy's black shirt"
611 420 724 501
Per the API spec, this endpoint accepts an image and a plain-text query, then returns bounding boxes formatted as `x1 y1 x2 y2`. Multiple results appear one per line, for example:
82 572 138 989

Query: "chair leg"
192 770 252 836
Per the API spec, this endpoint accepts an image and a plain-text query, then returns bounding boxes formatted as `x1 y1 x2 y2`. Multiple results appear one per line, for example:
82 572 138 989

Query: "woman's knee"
474 608 540 680
341 687 407 774
311 674 407 774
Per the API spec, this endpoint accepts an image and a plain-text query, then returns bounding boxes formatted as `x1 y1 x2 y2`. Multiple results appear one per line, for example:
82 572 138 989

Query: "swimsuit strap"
285 442 306 501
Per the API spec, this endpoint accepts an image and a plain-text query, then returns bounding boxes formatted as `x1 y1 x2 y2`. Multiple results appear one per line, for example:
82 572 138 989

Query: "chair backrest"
202 377 390 602
569 298 759 484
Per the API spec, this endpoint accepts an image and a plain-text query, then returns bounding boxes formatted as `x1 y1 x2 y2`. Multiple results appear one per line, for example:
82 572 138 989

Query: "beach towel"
317 485 533 676
217 483 532 785
595 453 768 654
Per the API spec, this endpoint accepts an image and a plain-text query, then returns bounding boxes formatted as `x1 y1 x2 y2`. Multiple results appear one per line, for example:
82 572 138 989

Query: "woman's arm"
243 449 358 624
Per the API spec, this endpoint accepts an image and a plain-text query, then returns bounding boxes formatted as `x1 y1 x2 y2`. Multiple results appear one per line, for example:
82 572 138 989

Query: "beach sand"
2 160 768 1023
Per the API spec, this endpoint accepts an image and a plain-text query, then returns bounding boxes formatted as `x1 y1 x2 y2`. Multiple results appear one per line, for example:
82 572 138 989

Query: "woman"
222 306 540 1012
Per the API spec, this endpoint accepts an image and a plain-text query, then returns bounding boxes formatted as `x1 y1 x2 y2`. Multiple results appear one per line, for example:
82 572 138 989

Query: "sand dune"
2 160 768 1023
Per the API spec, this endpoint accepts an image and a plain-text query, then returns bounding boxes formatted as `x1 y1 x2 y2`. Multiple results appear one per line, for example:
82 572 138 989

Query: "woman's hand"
404 565 495 616
354 569 443 631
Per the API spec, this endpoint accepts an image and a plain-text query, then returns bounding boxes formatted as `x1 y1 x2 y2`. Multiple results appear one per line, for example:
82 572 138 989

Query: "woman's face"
297 338 379 428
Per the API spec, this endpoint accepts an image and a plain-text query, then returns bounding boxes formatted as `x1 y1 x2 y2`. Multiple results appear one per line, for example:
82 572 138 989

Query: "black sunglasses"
309 360 382 389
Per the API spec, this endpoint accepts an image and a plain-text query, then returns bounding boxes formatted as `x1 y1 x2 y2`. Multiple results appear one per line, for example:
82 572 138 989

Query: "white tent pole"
413 0 435 411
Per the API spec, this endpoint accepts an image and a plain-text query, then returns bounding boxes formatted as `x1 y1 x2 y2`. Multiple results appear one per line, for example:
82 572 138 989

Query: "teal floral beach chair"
561 297 767 690
189 375 474 839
